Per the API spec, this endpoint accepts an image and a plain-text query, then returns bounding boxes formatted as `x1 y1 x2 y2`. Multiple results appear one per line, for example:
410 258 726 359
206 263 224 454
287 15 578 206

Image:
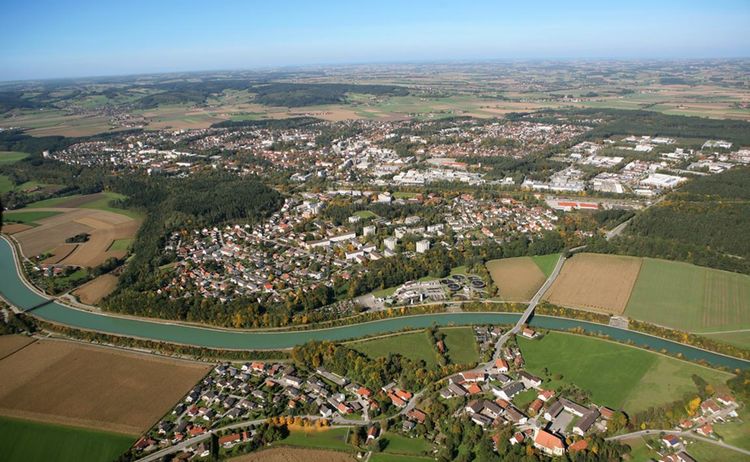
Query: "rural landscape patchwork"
2 1 750 462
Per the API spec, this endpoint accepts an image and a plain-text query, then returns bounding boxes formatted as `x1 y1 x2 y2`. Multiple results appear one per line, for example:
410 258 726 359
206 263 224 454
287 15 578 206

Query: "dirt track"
543 253 642 315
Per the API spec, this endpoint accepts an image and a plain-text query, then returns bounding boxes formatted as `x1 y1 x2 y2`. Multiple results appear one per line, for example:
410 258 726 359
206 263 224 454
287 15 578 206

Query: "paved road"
490 253 566 361
606 429 750 456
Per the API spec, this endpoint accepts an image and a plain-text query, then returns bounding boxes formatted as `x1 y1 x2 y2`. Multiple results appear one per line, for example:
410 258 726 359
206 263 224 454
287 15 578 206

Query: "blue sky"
2 0 749 80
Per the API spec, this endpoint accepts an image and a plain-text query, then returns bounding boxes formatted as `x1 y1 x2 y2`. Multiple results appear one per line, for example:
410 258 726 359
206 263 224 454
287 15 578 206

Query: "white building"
416 239 430 254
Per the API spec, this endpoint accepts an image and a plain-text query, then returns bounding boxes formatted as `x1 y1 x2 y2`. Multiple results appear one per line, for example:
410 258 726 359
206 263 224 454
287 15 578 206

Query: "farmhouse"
534 429 565 457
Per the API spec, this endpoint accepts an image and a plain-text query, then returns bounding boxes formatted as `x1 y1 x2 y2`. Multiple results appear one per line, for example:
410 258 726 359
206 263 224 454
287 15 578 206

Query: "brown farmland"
12 207 140 267
232 448 355 462
543 253 642 315
487 257 546 302
1 223 32 234
0 335 35 360
0 340 210 435
73 273 119 304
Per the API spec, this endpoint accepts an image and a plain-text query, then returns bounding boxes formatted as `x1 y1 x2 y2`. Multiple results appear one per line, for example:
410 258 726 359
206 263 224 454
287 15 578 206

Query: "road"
606 429 750 456
490 253 566 361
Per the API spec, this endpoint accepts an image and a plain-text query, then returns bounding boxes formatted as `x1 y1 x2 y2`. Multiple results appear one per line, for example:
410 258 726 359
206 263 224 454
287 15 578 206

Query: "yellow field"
487 257 546 302
544 253 642 314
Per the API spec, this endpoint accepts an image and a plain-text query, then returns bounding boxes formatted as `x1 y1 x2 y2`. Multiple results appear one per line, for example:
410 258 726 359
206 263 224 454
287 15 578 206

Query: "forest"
251 82 409 107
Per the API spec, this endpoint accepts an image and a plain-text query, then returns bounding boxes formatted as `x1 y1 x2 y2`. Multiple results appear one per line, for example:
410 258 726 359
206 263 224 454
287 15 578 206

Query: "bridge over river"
1 237 747 369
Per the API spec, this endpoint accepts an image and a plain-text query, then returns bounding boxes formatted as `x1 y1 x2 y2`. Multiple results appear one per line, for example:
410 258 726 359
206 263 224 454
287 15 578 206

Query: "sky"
2 0 749 81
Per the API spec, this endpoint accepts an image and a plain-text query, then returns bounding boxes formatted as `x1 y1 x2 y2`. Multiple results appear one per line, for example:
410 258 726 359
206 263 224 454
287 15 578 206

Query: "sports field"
0 415 133 462
486 256 546 302
625 258 750 342
518 332 732 412
543 253 642 314
0 339 210 435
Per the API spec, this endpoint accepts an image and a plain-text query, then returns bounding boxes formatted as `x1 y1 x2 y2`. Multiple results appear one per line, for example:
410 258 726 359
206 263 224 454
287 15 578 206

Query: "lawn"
715 407 750 451
109 238 134 251
518 332 730 412
625 258 750 340
81 192 143 219
380 431 433 456
393 191 419 199
0 416 134 462
684 440 750 462
512 389 538 411
277 427 353 452
0 151 29 164
442 327 479 365
3 210 62 224
531 253 560 278
350 331 437 367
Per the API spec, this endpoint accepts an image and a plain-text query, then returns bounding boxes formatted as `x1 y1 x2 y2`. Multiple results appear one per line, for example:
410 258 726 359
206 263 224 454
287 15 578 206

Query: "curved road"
606 429 750 456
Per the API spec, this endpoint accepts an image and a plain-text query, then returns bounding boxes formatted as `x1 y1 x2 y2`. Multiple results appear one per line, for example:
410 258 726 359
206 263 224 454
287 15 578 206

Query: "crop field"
0 335 35 359
0 151 30 164
0 339 210 435
486 256 546 302
0 223 32 234
11 206 141 266
4 210 62 225
625 258 750 342
518 332 731 412
532 254 560 278
543 253 642 314
0 416 134 462
73 273 119 304
233 447 355 462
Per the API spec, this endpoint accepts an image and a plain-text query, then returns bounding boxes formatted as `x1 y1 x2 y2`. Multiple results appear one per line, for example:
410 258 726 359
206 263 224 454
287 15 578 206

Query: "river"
0 238 747 369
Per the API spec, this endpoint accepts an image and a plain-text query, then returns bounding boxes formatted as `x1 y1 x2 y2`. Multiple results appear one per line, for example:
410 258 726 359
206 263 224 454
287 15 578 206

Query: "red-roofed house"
534 429 565 457
569 439 588 452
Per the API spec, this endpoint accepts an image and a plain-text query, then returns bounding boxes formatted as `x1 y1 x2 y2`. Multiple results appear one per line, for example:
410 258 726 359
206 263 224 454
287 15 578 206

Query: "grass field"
25 195 83 208
543 253 642 315
370 454 433 462
381 432 433 456
108 238 133 251
625 258 750 342
351 327 478 366
0 151 30 164
3 210 62 224
487 256 546 302
518 332 731 412
0 415 133 462
80 192 142 219
532 254 559 278
684 440 750 462
442 327 479 365
715 407 750 451
353 210 378 219
350 331 437 367
278 428 353 452
0 174 14 193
